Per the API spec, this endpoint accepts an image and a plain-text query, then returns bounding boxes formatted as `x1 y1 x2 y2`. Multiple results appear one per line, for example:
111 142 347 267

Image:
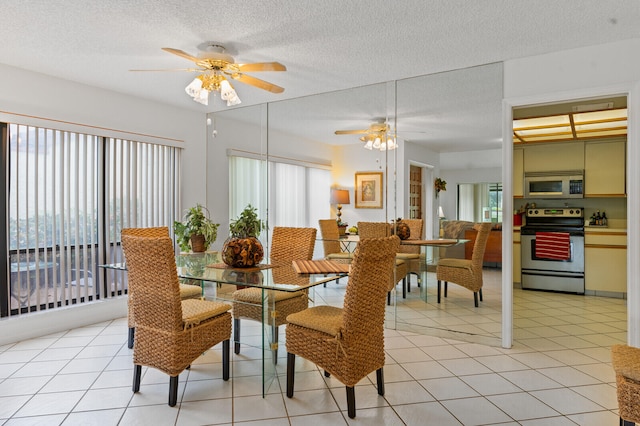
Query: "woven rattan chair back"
342 236 400 346
270 227 317 263
121 226 169 239
471 222 492 268
357 222 391 239
318 219 342 256
121 235 183 334
397 219 423 254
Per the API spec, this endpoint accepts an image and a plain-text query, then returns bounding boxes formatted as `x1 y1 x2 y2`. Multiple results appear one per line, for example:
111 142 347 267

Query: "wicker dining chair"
358 222 408 304
318 219 352 286
436 222 492 307
121 234 232 406
285 235 400 418
612 344 640 426
121 227 202 349
318 219 353 263
231 227 317 362
395 218 424 293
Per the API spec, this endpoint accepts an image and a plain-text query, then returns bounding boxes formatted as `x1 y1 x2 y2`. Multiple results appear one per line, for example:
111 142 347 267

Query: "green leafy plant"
174 204 219 252
229 204 265 238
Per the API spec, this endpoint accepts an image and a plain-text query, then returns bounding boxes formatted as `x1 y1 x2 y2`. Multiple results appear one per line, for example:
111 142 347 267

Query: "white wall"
0 63 206 343
502 37 640 347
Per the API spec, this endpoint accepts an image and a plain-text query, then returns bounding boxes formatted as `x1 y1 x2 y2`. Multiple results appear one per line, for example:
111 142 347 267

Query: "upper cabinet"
523 142 584 172
585 140 626 197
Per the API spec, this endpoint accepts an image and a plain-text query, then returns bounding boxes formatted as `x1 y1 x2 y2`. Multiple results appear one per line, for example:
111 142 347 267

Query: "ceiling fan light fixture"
220 79 241 106
363 140 373 150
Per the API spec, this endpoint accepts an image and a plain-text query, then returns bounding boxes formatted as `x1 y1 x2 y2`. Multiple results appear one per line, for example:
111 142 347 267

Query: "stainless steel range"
521 207 585 294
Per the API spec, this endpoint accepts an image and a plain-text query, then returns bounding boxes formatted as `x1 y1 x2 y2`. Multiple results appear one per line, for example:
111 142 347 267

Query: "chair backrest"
121 226 170 239
397 219 423 254
270 227 317 263
357 222 391 239
318 219 342 256
342 236 400 347
471 222 493 269
121 234 183 333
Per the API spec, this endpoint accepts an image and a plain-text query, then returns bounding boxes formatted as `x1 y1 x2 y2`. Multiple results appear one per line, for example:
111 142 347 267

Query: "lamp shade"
438 206 445 218
330 188 350 205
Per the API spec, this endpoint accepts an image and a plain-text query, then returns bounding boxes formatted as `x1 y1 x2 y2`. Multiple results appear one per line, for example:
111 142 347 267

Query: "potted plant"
337 219 348 236
174 203 220 253
221 204 266 267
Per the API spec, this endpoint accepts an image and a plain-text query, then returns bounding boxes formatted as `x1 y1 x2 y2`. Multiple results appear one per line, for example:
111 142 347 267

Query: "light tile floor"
0 269 626 425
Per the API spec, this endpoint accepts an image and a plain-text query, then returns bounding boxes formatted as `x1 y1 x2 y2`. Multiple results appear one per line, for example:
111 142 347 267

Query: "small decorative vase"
338 225 347 236
190 234 206 252
393 222 411 240
221 236 264 267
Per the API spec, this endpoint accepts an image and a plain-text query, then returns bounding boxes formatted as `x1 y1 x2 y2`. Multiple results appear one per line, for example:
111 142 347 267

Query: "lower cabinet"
584 232 627 294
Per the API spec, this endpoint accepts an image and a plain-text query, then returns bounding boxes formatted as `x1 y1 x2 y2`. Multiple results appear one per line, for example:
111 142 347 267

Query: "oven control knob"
575 208 581 215
569 209 574 214
534 210 539 215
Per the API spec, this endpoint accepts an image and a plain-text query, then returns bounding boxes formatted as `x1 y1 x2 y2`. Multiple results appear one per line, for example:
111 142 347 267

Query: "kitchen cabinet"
513 229 521 284
523 142 584 172
585 140 626 197
585 231 627 294
513 147 524 197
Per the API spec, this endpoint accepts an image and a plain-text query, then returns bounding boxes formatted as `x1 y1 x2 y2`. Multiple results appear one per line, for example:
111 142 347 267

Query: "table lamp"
438 206 446 237
330 188 350 223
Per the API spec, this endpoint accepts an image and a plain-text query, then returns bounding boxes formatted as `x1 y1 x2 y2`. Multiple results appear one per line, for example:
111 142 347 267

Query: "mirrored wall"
207 62 504 346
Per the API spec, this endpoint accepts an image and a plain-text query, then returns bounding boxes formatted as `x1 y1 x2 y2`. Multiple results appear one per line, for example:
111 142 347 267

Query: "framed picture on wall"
355 172 383 209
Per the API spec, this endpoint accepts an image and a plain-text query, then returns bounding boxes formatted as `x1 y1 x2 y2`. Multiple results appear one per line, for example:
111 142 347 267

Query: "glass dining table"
101 251 345 397
328 235 469 302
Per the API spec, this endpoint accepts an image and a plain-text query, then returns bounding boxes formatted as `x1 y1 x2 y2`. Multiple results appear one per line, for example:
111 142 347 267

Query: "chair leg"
128 327 135 349
479 288 483 301
474 292 479 307
437 280 441 303
286 353 295 398
376 367 385 396
169 375 178 406
444 281 448 297
324 370 331 377
387 292 391 305
234 318 241 354
407 275 411 293
222 339 230 381
272 325 279 365
346 386 356 418
133 364 142 392
402 278 406 299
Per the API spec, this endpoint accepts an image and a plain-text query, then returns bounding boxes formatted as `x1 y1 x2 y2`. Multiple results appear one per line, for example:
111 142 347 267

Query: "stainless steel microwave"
524 170 584 199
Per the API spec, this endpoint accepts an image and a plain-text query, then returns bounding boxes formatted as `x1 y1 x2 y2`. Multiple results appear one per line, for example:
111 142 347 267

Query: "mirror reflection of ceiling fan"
130 43 286 106
335 122 398 151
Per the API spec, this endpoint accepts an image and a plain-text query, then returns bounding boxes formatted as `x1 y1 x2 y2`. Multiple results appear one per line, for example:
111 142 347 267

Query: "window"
3 123 180 317
228 154 330 246
457 182 502 223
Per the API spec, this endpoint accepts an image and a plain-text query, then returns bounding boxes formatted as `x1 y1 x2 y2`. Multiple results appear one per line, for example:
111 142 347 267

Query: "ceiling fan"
131 43 286 105
335 122 398 151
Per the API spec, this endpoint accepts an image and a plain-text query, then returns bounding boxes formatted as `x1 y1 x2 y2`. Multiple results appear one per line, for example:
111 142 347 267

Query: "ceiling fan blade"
231 73 284 93
236 62 287 72
129 68 199 72
162 47 199 62
335 129 368 135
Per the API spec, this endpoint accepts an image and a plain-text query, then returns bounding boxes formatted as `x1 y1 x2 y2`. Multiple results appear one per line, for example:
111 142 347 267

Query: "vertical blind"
5 123 180 317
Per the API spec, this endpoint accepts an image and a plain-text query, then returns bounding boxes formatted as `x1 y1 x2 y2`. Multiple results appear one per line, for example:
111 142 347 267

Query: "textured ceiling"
2 1 639 152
